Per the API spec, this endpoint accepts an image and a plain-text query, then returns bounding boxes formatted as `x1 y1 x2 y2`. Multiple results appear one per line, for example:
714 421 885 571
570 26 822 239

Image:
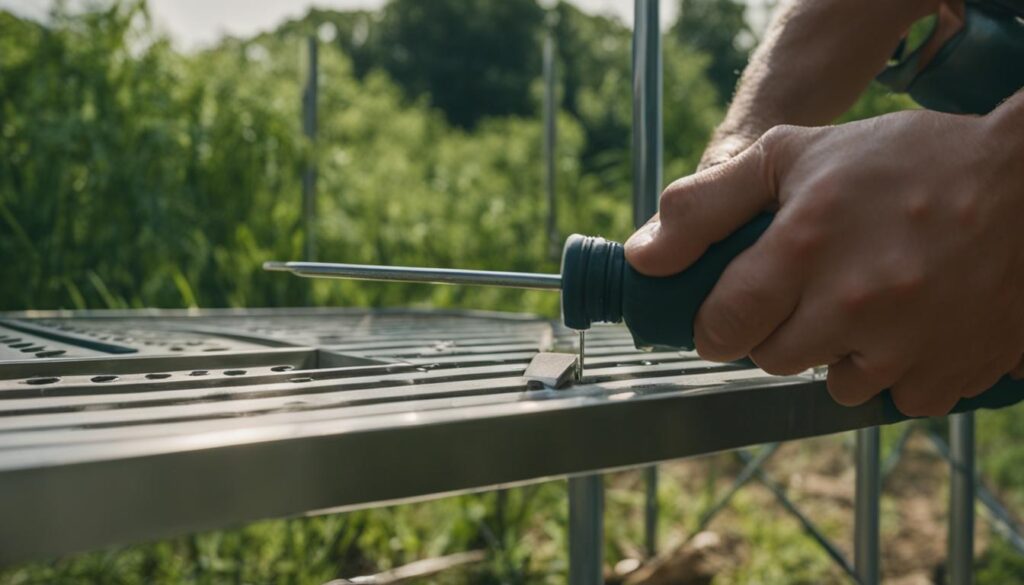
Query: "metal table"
0 309 1020 578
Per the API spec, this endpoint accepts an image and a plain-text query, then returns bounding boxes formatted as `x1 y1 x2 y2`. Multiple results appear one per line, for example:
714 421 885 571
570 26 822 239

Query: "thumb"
624 128 795 276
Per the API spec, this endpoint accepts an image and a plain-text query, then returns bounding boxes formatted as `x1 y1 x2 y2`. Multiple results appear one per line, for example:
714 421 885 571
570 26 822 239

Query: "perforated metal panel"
0 308 1015 565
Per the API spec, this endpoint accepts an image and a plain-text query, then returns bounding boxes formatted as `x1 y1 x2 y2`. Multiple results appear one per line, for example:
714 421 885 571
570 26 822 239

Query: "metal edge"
0 378 908 565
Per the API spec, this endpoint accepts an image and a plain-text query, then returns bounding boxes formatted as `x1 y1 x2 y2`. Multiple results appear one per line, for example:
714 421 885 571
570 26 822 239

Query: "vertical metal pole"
302 36 319 262
569 475 604 585
949 412 975 585
644 466 658 557
632 0 662 227
633 0 662 558
543 25 559 259
854 427 881 585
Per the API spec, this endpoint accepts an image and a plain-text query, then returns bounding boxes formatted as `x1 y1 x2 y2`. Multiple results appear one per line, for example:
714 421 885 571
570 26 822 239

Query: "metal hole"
9 342 32 349
170 346 184 352
271 365 294 372
24 376 60 385
289 376 314 383
189 370 209 376
223 370 246 376
21 346 45 353
145 373 171 380
91 375 119 383
3 338 21 343
202 347 227 352
35 350 66 358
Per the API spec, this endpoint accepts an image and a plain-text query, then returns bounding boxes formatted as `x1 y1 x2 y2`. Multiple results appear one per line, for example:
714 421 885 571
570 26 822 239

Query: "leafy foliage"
672 0 753 103
363 0 546 129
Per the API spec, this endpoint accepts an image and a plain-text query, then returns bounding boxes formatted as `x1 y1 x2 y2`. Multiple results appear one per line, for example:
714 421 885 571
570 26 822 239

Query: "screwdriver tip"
262 261 291 272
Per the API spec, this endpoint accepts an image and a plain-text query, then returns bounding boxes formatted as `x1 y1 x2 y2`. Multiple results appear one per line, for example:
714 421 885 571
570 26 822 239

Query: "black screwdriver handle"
561 213 774 350
560 213 1024 414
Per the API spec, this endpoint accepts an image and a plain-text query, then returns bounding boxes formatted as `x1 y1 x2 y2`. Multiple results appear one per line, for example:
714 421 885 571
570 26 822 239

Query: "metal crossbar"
670 421 1024 585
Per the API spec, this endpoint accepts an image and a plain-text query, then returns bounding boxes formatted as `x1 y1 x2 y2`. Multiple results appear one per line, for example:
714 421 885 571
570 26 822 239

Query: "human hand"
624 105 1024 416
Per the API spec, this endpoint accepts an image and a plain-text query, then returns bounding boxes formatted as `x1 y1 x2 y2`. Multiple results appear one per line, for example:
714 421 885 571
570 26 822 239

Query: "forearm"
702 0 940 168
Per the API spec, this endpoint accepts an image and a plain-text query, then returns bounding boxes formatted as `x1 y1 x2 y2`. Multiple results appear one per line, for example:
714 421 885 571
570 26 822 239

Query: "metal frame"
4 3 1021 579
854 427 880 585
565 0 666 578
303 35 319 262
949 413 976 585
543 16 559 259
633 0 663 567
7 309 1009 565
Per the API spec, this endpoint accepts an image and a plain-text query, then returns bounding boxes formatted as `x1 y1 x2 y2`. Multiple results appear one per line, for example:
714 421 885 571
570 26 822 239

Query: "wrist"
983 92 1024 183
986 91 1024 145
699 123 768 170
699 131 760 170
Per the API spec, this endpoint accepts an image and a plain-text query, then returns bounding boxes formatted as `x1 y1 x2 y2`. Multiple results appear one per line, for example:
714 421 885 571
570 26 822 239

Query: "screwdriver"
265 213 775 350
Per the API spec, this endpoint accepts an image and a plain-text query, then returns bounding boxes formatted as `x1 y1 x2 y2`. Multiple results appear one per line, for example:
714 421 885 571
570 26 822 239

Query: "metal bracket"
524 352 579 389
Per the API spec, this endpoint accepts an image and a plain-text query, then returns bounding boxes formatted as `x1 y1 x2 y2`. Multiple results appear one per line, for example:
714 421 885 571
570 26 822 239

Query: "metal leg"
949 412 975 585
644 466 658 557
632 0 661 563
855 427 881 585
542 22 559 259
926 429 1024 555
569 474 604 585
632 0 662 227
302 35 318 263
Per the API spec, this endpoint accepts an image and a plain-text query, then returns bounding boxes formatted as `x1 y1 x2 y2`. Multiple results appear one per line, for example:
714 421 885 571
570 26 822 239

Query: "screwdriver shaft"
263 261 563 291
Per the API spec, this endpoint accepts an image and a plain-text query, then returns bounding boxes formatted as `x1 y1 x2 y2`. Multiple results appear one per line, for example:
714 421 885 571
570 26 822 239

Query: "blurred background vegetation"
1 0 1023 583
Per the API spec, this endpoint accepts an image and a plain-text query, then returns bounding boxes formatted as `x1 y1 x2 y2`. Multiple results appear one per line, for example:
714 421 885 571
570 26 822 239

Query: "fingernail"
625 220 660 250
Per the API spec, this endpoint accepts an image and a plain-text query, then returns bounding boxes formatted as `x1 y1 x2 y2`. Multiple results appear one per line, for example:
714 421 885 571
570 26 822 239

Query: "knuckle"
891 270 925 298
758 124 802 151
889 387 926 417
658 186 697 221
861 356 903 385
960 380 988 399
890 386 949 418
753 125 806 187
749 348 803 376
953 193 982 229
773 221 825 263
694 321 737 361
838 283 873 316
826 371 871 406
903 192 932 222
962 367 1005 398
695 300 754 360
788 174 843 224
880 251 927 297
838 264 925 316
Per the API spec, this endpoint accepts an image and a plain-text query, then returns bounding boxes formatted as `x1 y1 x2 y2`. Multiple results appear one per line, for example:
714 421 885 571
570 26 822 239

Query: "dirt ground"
610 430 1014 585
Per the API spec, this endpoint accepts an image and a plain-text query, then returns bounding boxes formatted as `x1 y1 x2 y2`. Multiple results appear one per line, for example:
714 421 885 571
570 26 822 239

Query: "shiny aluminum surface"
0 308 1009 565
